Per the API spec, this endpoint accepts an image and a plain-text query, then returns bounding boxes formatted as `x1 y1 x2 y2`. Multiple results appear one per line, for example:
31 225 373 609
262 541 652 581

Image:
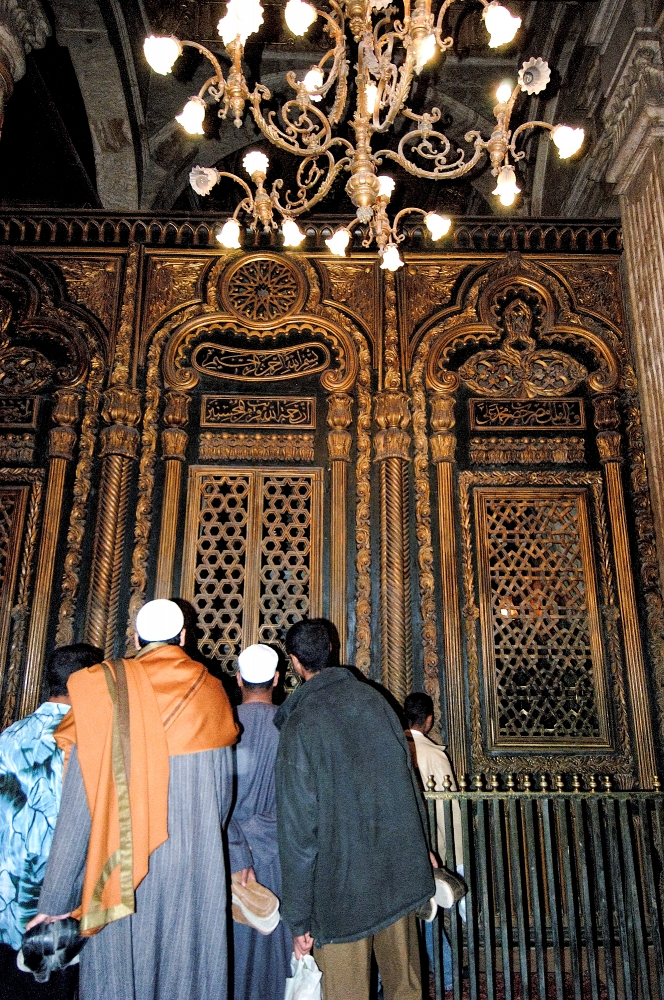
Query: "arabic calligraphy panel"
201 395 315 429
470 398 585 431
192 343 331 382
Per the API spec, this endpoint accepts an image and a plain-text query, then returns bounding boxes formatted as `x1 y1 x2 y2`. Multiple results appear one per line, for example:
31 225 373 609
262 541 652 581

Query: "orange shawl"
55 643 238 935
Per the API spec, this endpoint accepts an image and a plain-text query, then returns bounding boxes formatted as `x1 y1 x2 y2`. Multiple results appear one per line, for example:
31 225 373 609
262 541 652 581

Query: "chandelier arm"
509 119 554 155
391 205 427 240
269 154 352 217
328 59 350 126
375 139 486 179
249 96 338 156
371 49 417 133
214 172 255 205
177 39 226 88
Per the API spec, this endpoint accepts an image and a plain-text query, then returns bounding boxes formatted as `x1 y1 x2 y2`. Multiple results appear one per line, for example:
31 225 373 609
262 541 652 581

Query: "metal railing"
424 774 664 999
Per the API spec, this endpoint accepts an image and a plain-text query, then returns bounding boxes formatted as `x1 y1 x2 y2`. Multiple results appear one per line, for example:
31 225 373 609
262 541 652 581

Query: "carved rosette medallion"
219 255 306 326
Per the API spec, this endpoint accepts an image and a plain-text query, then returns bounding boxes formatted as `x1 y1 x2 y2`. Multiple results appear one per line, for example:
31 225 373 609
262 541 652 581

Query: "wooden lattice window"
181 467 323 674
474 487 612 751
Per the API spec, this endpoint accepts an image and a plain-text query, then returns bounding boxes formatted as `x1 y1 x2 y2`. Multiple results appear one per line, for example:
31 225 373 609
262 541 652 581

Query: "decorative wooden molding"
470 436 585 465
0 433 34 463
155 392 190 601
199 432 315 463
327 392 352 659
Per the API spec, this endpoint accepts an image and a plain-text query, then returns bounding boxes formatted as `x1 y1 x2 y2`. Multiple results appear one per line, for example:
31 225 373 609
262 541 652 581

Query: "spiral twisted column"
19 390 80 715
85 386 141 655
155 392 190 600
374 389 412 702
594 394 657 788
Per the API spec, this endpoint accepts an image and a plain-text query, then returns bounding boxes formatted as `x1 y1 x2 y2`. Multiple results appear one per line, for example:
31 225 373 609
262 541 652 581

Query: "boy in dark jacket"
275 618 435 1000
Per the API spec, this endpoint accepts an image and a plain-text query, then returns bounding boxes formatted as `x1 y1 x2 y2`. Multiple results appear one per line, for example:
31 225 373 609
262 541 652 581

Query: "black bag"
20 917 86 983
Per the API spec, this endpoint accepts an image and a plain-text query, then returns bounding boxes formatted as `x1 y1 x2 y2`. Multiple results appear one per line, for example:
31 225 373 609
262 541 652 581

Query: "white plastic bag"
284 952 322 1000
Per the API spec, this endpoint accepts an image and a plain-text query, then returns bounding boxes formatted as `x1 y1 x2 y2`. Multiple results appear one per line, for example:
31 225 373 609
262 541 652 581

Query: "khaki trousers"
313 912 422 1000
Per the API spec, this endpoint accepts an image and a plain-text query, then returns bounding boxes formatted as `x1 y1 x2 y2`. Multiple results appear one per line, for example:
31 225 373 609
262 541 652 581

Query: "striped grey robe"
39 746 251 1000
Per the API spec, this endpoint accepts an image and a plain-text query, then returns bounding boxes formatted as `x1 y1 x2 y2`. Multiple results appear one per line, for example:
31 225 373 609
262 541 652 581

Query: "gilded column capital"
161 427 188 461
99 386 142 460
374 390 411 462
327 392 352 462
593 395 622 464
48 389 80 461
161 391 190 462
430 392 457 464
163 391 191 429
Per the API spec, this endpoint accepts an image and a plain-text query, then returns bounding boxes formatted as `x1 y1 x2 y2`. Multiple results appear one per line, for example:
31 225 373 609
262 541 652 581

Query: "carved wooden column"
85 386 141 654
602 34 664 591
155 392 190 600
19 390 79 715
594 394 657 787
374 390 412 702
327 392 352 659
430 391 468 776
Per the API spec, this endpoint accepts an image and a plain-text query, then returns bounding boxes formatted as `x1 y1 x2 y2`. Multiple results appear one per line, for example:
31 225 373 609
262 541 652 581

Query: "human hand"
430 851 439 869
25 913 71 931
293 932 314 959
235 866 256 886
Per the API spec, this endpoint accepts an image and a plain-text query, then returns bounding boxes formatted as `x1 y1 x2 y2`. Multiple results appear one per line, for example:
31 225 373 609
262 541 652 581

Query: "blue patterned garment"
0 702 70 950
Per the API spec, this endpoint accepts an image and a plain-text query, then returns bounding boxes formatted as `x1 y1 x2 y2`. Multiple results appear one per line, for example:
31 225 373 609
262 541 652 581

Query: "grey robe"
39 745 251 1000
232 703 291 1000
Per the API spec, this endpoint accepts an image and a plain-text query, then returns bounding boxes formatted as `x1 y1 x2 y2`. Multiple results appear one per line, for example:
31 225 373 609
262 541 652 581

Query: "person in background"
275 617 435 1000
0 643 103 1000
232 643 291 1000
404 692 464 993
30 599 251 1000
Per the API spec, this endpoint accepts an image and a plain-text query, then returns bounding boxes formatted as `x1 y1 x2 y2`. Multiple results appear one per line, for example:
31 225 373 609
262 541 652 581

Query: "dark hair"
240 677 276 693
404 692 434 729
284 618 332 674
46 643 104 698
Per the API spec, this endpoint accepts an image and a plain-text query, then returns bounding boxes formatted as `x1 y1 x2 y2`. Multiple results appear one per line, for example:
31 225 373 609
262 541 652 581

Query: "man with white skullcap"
33 600 252 1000
231 644 291 1000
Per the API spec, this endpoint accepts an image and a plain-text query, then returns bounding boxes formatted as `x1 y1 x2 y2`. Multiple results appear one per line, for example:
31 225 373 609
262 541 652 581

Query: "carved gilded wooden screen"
181 466 323 674
472 485 611 751
0 486 28 692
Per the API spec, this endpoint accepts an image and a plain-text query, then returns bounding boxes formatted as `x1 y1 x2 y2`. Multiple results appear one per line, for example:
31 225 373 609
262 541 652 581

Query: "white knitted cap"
238 644 278 683
135 599 184 642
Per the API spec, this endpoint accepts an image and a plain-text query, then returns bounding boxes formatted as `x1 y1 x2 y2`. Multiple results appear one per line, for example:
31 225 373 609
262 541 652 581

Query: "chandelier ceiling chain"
144 0 584 270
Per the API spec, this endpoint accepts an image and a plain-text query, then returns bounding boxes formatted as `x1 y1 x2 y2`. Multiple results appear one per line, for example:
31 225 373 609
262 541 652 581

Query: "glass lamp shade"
380 244 404 271
144 36 181 75
425 213 451 240
243 151 269 177
176 97 206 135
483 3 521 47
492 164 520 206
303 68 324 101
218 0 264 46
285 0 317 35
552 125 584 158
325 229 350 256
414 33 436 73
365 83 379 116
377 176 395 199
282 219 306 246
495 83 512 104
215 219 242 248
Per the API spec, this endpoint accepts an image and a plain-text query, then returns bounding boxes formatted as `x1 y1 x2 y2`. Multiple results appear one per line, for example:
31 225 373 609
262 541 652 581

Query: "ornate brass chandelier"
144 0 584 269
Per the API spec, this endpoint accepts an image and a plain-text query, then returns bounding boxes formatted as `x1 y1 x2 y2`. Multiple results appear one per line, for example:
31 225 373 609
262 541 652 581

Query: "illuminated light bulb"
365 82 379 115
495 82 512 104
414 33 436 73
552 125 584 159
282 218 305 246
325 229 350 256
243 150 269 177
483 3 521 48
425 213 451 240
215 219 241 248
303 67 324 101
176 97 206 135
380 244 404 271
144 36 181 75
285 0 317 35
492 164 520 207
378 176 395 199
217 0 264 46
